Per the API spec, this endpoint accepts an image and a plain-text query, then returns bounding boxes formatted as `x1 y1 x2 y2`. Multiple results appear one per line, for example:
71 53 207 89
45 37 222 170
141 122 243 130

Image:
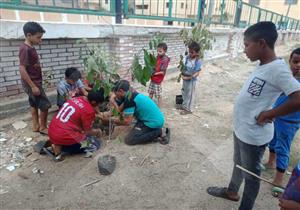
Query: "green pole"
110 0 116 14
197 0 203 22
234 0 242 27
168 0 173 25
123 0 128 17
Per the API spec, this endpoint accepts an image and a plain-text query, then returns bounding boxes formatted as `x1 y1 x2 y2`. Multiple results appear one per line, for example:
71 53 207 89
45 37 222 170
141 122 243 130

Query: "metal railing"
0 0 115 16
0 0 299 30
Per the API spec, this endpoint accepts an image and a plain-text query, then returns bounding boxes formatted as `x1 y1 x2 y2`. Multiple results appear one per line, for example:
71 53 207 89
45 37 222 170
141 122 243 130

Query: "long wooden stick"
236 164 285 189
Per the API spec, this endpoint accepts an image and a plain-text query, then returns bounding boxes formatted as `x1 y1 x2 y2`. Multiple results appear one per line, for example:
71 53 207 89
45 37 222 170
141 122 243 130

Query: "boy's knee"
124 136 136 145
125 139 135 145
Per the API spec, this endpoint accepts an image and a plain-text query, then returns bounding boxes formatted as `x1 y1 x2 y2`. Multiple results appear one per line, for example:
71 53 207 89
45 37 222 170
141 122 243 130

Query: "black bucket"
175 95 183 105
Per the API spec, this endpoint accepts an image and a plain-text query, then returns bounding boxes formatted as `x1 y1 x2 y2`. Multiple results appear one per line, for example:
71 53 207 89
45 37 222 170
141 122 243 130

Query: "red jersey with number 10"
49 97 95 145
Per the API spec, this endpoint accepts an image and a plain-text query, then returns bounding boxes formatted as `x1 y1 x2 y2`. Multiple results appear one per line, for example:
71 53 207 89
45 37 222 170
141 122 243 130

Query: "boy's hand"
182 75 192 80
279 198 300 210
256 110 274 126
31 86 41 96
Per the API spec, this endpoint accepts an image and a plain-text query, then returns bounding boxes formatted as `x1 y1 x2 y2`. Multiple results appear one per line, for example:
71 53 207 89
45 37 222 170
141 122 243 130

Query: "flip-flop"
39 129 48 136
271 186 284 198
206 187 240 202
33 140 51 154
43 148 64 162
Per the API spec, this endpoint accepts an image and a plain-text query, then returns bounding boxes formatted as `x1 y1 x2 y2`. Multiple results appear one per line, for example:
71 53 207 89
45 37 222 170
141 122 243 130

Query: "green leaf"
93 80 100 92
87 71 95 84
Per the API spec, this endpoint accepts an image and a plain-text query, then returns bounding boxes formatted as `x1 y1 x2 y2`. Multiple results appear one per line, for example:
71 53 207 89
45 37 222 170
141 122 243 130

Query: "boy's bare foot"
272 171 284 187
51 144 62 156
32 125 40 132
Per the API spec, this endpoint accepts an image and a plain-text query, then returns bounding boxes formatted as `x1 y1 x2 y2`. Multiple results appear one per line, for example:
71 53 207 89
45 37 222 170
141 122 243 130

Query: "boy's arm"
153 57 170 76
19 65 40 96
279 198 300 210
257 91 300 125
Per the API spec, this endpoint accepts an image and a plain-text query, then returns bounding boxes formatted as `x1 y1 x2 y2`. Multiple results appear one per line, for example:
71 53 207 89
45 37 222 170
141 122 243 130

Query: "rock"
0 189 8 195
0 138 7 142
12 121 27 130
98 155 116 175
25 137 33 142
6 165 15 171
129 156 137 161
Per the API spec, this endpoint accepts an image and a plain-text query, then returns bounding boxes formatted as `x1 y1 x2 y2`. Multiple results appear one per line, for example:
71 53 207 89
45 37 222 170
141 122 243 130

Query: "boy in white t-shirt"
206 22 300 210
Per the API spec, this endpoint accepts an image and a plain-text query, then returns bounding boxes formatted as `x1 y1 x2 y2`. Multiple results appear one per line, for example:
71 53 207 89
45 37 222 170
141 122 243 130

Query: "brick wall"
1 29 300 99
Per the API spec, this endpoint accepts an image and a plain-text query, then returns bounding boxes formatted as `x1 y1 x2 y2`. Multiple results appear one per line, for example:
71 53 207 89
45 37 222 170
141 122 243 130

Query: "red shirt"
19 43 42 87
151 55 170 84
49 97 95 145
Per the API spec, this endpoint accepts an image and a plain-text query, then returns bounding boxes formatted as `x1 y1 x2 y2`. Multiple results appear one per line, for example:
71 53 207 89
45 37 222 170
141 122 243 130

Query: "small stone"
12 121 27 130
129 156 137 161
201 169 207 173
32 167 38 174
6 165 15 171
25 137 33 142
0 138 7 142
0 189 8 195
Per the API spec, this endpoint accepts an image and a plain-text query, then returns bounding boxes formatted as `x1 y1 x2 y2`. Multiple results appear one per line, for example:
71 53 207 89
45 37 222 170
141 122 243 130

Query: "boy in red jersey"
48 91 104 160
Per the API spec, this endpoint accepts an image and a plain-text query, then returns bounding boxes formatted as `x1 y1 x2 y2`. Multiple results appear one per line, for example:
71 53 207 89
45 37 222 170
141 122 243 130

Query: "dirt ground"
1 42 300 210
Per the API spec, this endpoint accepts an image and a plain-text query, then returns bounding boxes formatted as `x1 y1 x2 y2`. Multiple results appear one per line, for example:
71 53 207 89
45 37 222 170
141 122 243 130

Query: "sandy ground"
1 42 300 210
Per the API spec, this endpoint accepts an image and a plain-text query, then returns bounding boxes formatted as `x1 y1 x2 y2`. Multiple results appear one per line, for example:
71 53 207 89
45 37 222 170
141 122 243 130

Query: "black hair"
157 42 168 51
87 91 104 104
65 67 81 81
290 48 300 60
244 21 278 50
188 41 200 53
113 80 130 92
23 22 45 36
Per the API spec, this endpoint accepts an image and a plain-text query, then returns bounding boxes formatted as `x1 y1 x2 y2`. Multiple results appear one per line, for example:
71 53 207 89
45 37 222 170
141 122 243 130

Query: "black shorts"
24 85 51 111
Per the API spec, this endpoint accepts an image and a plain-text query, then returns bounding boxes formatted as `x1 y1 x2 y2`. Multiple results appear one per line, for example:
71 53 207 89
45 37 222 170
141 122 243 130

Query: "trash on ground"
12 121 27 130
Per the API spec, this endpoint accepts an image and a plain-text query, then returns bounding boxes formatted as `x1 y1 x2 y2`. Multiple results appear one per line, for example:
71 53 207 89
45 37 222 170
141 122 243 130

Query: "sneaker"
159 128 170 145
180 110 192 115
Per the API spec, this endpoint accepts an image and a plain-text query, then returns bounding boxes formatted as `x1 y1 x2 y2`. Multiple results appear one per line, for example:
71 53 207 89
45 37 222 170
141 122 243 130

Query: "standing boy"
148 43 170 107
206 22 300 210
180 41 202 115
264 48 300 187
19 22 51 135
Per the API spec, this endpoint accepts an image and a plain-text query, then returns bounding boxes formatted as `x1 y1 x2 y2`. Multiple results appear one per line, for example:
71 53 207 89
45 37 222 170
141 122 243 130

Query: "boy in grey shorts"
19 22 51 135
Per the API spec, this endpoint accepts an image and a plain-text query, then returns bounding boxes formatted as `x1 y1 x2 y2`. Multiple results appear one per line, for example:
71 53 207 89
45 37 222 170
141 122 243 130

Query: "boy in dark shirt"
19 22 51 135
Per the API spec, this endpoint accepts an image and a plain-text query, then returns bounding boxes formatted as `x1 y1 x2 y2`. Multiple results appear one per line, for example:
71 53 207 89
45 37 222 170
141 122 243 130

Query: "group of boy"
19 20 300 210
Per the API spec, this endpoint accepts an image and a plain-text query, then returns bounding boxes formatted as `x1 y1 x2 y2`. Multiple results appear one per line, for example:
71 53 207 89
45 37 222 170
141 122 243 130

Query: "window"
249 0 260 5
285 0 298 4
136 4 149 10
181 2 184 8
166 2 169 8
105 0 108 4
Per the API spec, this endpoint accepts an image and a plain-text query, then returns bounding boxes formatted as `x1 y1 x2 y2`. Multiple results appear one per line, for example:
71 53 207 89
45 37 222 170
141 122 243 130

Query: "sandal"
33 140 52 154
39 128 48 136
42 147 64 162
159 128 170 145
271 186 284 198
206 187 240 202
